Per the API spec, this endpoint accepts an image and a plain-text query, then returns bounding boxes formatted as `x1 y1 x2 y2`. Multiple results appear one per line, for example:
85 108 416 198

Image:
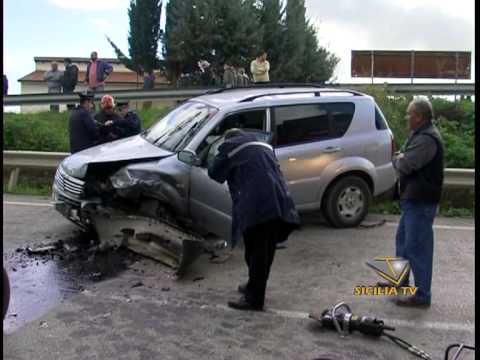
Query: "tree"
107 0 163 76
267 0 338 83
209 0 261 67
163 0 215 83
258 0 285 81
164 0 262 85
279 0 307 82
301 22 339 83
162 0 339 85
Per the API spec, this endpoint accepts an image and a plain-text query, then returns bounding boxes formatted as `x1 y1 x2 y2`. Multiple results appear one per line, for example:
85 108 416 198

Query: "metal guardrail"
3 83 475 106
443 168 476 187
3 151 70 191
3 150 69 169
3 150 474 192
3 88 207 106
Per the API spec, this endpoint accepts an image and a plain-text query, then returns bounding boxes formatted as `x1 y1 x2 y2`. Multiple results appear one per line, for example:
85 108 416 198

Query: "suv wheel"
323 176 371 228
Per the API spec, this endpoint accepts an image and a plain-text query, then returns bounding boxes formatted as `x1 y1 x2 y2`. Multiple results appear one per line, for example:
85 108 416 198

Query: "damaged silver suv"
52 85 396 270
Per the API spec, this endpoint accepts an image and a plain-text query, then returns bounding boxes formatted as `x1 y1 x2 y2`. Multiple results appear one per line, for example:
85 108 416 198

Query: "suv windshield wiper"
151 111 203 146
172 120 203 151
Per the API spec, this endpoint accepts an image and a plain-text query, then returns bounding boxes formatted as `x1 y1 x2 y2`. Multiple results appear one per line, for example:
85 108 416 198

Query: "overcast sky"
3 0 475 95
307 0 475 83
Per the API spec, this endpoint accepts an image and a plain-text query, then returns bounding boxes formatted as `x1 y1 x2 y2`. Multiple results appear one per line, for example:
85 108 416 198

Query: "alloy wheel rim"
337 186 365 219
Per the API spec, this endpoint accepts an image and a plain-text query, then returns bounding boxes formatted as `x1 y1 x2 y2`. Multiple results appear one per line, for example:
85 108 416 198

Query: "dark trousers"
63 87 76 110
243 218 287 307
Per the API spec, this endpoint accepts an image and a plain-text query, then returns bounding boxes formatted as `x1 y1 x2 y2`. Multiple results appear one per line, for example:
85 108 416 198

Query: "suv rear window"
273 102 355 146
375 105 389 130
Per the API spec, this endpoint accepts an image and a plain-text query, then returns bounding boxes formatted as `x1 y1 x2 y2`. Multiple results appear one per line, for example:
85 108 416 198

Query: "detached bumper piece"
88 207 205 274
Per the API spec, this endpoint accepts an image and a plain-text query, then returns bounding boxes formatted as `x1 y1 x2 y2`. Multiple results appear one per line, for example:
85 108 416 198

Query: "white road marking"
3 201 53 207
3 201 475 231
188 303 474 332
385 222 474 231
89 292 474 333
265 308 474 332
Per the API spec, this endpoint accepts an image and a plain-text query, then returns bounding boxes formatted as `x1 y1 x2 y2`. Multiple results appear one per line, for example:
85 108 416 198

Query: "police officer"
69 92 99 153
115 101 142 138
208 128 300 311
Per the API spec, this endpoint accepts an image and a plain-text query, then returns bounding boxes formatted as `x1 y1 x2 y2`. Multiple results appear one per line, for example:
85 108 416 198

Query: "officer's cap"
78 91 94 101
117 100 129 107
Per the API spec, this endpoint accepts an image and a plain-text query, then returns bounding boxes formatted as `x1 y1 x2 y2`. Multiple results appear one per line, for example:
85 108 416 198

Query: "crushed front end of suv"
52 85 396 272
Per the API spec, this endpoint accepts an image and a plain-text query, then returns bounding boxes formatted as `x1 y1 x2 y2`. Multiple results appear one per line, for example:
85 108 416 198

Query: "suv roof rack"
206 82 324 93
205 82 360 92
238 88 365 103
203 82 365 99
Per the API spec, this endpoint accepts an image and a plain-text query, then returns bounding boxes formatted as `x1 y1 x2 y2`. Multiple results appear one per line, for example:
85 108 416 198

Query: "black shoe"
395 295 431 308
238 283 247 294
228 297 263 311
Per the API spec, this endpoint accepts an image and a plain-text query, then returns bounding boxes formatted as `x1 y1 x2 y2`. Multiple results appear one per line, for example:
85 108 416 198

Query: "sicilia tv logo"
354 257 418 296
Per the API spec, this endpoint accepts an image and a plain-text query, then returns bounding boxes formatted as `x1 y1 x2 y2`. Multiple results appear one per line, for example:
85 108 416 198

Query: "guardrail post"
7 168 20 192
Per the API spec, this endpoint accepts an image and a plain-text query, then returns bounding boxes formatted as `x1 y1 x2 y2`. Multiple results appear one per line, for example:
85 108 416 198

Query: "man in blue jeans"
386 98 444 307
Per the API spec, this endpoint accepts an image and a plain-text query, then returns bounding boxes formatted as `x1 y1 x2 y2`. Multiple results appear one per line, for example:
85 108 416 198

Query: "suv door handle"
323 146 341 153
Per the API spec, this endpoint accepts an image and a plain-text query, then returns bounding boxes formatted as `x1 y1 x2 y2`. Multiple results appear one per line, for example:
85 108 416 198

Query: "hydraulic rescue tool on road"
309 302 475 360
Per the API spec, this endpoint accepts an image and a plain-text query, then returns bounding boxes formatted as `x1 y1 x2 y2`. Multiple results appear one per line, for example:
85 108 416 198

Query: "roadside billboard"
351 50 471 79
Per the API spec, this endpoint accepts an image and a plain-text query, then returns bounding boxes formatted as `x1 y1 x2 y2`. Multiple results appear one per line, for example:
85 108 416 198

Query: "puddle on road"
3 232 140 334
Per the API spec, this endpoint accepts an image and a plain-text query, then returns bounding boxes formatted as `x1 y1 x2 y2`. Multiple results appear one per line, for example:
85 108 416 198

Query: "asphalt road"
3 194 475 360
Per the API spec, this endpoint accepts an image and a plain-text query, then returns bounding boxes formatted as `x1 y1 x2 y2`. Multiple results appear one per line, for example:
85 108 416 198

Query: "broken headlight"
110 168 137 189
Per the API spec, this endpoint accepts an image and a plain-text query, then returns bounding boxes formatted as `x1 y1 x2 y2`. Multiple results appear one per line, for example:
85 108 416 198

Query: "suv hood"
61 135 174 179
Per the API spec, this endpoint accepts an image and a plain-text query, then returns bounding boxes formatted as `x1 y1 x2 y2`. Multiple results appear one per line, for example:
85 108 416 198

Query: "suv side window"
375 105 388 130
214 109 266 135
197 109 266 160
273 103 355 147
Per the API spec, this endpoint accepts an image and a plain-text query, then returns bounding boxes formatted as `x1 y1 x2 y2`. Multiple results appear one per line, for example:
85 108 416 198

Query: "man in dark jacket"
3 74 8 95
386 98 444 308
208 129 300 311
85 51 113 93
115 101 142 138
62 58 79 110
62 58 78 93
69 93 99 153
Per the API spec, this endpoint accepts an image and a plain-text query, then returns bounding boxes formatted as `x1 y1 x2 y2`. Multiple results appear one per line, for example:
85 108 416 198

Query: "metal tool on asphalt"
309 302 432 359
310 302 476 359
443 343 475 360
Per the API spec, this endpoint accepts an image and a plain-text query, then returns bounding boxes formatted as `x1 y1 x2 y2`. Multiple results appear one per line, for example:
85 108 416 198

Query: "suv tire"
323 176 371 228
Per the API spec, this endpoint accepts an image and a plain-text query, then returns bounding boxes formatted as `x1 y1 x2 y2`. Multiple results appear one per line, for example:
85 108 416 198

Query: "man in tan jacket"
250 51 270 83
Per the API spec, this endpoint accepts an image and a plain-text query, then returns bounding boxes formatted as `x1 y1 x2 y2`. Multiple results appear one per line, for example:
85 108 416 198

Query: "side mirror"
178 150 201 166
